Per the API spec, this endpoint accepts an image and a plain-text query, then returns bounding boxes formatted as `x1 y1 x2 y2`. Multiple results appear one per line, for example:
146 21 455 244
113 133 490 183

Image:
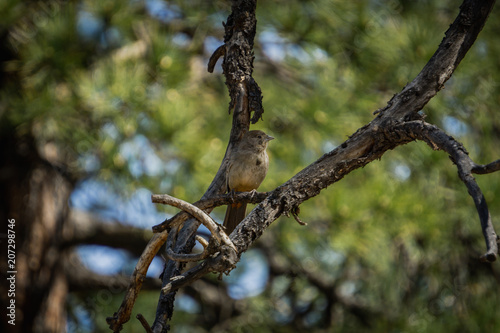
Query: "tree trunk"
1 130 73 333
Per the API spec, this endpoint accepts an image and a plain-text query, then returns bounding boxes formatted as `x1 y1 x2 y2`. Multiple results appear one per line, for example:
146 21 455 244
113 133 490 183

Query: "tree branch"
396 121 498 262
106 231 168 332
136 314 153 333
160 243 238 295
153 194 237 259
375 0 495 123
152 191 269 232
472 159 500 175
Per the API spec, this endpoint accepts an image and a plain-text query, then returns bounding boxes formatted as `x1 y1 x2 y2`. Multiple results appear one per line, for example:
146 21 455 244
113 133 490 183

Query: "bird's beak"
266 135 274 141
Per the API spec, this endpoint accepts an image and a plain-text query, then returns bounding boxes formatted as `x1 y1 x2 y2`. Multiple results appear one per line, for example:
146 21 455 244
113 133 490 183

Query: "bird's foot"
229 189 236 203
248 189 258 200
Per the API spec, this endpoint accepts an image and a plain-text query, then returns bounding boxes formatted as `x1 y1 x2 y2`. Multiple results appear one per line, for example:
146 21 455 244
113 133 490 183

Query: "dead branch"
152 191 268 232
472 159 500 175
160 243 238 295
375 0 495 123
136 314 153 333
152 0 262 322
207 44 225 73
395 121 498 262
106 232 168 332
154 194 237 251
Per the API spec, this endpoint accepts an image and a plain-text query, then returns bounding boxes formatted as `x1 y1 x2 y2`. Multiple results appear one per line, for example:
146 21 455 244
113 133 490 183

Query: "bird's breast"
228 152 269 192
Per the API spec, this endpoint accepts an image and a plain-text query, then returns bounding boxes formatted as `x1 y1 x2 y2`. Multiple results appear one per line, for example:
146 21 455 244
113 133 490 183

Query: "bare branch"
472 159 500 175
161 244 238 294
149 2 264 329
196 235 209 249
375 0 495 123
151 194 237 254
165 246 209 263
291 207 307 226
228 0 497 255
207 44 225 73
136 314 153 333
396 121 498 262
152 191 268 232
106 232 168 332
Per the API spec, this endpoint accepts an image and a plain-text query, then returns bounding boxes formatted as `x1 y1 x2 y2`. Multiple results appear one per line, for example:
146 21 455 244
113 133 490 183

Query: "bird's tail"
223 202 247 234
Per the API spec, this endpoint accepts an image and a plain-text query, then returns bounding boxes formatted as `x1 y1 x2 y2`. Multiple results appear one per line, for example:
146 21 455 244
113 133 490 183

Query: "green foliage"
2 0 499 331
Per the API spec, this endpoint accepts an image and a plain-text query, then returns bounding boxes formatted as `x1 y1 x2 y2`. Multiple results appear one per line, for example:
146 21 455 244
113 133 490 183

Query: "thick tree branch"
221 0 263 124
231 0 497 252
375 0 495 122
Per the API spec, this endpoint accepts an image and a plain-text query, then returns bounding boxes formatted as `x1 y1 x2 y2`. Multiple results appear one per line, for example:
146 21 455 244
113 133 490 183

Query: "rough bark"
0 132 73 333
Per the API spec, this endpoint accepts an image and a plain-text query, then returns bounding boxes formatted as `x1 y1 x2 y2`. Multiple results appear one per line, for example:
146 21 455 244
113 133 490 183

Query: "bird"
223 130 274 234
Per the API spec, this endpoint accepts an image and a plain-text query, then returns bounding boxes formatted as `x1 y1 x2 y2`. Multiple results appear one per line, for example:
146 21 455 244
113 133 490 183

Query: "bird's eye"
257 135 262 138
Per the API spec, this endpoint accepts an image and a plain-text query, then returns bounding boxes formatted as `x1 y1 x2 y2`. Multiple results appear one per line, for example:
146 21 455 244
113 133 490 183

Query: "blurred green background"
1 0 499 332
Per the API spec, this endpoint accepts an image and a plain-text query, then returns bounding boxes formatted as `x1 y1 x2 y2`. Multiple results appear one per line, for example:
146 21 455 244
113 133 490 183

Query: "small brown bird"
223 130 274 234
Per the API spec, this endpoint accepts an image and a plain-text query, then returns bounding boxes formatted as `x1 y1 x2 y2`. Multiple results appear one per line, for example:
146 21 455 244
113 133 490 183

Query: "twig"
166 248 209 262
162 227 210 262
161 243 238 295
207 44 226 73
136 314 153 333
291 206 307 226
196 235 209 248
472 159 500 175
